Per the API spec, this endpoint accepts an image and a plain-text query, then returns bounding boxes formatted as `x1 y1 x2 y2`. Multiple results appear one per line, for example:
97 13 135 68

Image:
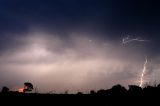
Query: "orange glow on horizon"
18 88 24 93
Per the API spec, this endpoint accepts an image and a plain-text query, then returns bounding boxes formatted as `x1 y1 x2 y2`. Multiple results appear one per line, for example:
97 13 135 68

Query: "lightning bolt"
122 36 149 44
122 35 129 43
139 57 148 87
122 36 150 87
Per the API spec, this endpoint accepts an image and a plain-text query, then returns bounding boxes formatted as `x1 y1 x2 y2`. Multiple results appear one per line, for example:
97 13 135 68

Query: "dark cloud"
0 0 159 35
0 0 159 44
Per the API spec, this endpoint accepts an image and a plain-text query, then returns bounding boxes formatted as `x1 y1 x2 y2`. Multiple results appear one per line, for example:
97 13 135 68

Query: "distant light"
18 88 24 93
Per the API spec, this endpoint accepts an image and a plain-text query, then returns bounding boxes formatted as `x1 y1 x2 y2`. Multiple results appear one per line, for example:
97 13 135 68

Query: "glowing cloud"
0 32 153 93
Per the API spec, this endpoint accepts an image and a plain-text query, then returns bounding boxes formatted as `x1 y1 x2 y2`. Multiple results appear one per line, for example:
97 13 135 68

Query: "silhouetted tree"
97 89 110 96
23 82 34 93
109 84 127 96
77 92 83 95
1 86 9 93
143 85 156 96
90 90 96 94
97 89 106 95
128 85 142 96
64 90 68 94
157 84 160 88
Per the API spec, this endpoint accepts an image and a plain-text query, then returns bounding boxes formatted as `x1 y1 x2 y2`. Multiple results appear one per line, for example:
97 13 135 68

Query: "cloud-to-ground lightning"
122 36 150 87
122 36 149 44
139 57 148 87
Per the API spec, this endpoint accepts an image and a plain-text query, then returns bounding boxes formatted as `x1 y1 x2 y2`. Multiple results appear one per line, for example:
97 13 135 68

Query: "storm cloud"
0 0 160 93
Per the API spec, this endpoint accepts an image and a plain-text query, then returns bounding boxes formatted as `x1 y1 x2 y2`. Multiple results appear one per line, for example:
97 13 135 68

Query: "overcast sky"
0 0 160 93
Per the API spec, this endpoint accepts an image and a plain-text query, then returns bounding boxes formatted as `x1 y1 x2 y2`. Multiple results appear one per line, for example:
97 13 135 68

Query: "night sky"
0 0 160 93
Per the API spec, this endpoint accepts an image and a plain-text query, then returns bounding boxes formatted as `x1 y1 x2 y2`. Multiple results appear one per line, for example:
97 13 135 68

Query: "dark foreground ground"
0 93 159 105
1 84 160 105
